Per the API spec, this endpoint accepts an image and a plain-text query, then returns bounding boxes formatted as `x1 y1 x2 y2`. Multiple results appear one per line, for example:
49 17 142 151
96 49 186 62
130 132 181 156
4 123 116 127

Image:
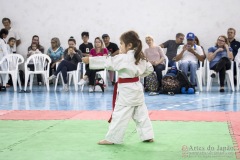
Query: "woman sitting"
78 37 108 92
48 47 81 91
207 35 233 92
47 37 64 78
144 35 165 91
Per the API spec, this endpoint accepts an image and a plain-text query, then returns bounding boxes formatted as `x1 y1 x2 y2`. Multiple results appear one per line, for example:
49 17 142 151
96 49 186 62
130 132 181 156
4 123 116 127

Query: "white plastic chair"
176 61 203 91
24 54 51 91
162 54 169 76
54 62 82 91
80 68 108 92
0 54 24 91
206 60 235 91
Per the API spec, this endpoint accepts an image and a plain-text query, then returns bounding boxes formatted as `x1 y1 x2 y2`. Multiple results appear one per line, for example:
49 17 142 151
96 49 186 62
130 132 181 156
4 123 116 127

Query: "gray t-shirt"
162 40 183 61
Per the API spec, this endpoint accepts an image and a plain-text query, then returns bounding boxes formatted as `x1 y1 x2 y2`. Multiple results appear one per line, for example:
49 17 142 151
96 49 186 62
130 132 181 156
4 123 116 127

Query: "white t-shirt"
5 28 20 52
177 44 203 63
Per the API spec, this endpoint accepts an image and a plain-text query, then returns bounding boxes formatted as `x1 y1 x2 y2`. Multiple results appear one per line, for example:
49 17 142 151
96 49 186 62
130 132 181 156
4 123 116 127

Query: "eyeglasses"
218 39 225 42
51 41 56 44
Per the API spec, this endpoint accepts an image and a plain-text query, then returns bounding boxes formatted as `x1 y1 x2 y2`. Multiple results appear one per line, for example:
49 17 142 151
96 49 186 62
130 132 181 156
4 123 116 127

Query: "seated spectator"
102 34 119 85
27 43 43 86
7 37 16 54
0 28 9 91
207 35 233 92
79 32 93 57
160 33 184 67
227 28 240 85
78 37 108 92
2 18 21 53
47 37 64 77
28 35 44 53
144 35 165 90
175 32 204 86
63 36 82 59
48 47 82 92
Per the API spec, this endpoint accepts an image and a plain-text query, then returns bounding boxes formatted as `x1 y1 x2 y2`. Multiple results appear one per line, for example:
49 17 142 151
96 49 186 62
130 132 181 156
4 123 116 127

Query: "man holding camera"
175 32 205 86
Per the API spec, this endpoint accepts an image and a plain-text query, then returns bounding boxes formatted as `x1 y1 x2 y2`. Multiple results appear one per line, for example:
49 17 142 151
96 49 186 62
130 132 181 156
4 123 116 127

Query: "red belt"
108 77 139 123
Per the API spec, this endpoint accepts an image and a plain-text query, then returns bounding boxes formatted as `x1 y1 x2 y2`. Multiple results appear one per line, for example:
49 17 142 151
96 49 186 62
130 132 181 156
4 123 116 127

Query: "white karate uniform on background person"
89 50 154 144
0 38 9 86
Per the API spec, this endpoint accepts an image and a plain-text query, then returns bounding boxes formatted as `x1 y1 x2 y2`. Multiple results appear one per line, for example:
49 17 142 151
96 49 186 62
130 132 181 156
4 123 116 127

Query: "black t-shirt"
230 39 240 58
79 42 93 54
106 42 119 55
162 40 183 61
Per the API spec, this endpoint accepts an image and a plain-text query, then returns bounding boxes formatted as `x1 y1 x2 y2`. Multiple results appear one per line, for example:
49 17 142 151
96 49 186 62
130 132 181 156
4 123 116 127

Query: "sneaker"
38 82 42 86
89 86 94 93
78 79 87 86
48 75 56 81
63 84 69 92
148 92 159 96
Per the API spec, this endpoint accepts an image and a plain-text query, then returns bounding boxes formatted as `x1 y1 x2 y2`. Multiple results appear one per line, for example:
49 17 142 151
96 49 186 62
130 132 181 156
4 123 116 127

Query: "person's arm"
16 40 21 47
75 53 82 63
155 47 165 65
111 44 120 56
188 46 205 62
225 44 233 60
207 47 222 62
175 45 186 61
111 49 119 56
160 40 169 48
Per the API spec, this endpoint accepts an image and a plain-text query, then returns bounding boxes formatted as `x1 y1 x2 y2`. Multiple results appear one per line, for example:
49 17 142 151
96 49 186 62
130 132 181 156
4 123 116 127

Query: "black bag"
94 73 105 92
176 70 195 93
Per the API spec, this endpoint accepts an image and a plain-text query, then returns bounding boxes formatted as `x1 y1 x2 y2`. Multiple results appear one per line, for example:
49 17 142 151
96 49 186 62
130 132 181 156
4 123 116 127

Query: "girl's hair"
0 28 9 39
215 35 229 46
51 37 61 48
68 36 76 44
120 30 146 65
94 37 105 52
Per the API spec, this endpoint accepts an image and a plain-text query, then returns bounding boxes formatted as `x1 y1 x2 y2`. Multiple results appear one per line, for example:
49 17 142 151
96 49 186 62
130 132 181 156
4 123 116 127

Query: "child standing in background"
82 31 154 145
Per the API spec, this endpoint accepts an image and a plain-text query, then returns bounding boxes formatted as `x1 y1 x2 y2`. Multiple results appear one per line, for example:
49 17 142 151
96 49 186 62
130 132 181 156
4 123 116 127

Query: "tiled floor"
0 83 239 112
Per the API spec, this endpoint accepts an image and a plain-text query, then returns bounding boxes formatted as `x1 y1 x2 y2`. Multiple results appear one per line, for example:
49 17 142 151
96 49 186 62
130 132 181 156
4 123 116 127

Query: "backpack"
161 72 181 94
94 73 105 92
176 70 195 93
145 72 159 92
161 66 195 95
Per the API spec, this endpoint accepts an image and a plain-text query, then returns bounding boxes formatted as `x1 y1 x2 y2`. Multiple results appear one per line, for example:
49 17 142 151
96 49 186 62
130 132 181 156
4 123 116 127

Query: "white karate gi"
0 39 9 86
89 50 154 144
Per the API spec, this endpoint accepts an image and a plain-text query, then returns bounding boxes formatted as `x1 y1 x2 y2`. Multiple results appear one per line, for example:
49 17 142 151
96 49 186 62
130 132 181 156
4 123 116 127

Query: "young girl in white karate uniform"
82 30 154 145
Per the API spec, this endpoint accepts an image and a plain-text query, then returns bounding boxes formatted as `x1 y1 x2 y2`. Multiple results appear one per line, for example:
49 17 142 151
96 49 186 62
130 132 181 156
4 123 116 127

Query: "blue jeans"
179 61 198 85
54 60 77 84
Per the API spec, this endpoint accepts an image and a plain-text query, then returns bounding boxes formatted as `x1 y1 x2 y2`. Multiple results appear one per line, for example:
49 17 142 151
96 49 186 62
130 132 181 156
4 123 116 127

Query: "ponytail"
134 40 146 65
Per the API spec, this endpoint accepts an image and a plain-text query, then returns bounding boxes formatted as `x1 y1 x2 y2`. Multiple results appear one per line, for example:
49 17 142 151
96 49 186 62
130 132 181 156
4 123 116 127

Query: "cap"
186 32 195 40
102 34 109 38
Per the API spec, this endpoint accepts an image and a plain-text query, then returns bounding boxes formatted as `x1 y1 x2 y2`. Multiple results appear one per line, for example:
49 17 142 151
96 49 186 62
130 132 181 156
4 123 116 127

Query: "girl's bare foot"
98 140 114 145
